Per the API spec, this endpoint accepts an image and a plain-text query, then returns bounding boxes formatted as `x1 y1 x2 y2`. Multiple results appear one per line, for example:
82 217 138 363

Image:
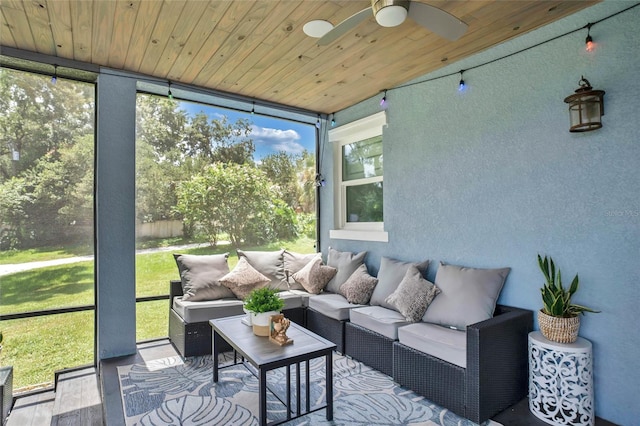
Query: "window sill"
329 229 388 242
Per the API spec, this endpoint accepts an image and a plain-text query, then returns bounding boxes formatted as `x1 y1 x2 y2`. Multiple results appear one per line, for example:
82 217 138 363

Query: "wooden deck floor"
7 367 102 426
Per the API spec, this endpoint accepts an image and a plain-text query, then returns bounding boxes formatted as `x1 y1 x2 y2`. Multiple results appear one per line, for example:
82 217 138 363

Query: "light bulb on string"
168 81 173 99
51 64 58 84
380 90 388 110
315 115 321 129
251 101 255 115
331 113 336 127
585 23 594 52
458 70 466 92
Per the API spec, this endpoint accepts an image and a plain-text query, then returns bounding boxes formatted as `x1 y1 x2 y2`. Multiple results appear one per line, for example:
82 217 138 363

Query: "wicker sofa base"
392 305 532 423
169 306 306 358
393 342 466 416
305 307 345 354
345 322 394 377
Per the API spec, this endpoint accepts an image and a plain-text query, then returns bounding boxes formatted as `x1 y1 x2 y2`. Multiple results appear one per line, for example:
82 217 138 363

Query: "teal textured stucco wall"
319 2 640 423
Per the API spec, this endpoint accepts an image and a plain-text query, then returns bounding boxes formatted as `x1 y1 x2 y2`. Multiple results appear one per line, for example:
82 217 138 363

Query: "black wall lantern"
564 76 605 132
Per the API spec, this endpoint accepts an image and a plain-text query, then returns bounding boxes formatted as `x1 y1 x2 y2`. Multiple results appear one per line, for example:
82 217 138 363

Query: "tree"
182 114 255 165
259 152 301 209
135 96 258 224
0 69 94 182
175 163 296 247
0 134 94 248
0 69 95 249
296 149 316 214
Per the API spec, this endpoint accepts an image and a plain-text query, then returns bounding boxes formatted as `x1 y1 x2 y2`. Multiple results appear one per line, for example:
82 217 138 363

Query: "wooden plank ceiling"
0 1 598 114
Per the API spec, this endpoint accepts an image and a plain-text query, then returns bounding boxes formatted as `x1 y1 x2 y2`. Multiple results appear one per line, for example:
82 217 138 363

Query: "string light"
167 81 173 99
331 113 336 127
315 115 321 129
251 101 255 115
585 23 594 52
315 173 326 187
380 90 388 109
458 70 466 92
51 64 57 84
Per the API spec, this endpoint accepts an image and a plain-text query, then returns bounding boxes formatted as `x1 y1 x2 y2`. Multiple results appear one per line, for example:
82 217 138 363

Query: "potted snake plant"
537 255 599 343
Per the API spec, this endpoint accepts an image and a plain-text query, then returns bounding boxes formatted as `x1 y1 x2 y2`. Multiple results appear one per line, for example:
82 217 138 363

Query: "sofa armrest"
465 304 533 422
170 280 183 309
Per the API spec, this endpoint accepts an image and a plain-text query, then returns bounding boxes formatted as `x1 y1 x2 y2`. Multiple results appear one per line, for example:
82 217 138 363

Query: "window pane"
342 136 383 181
346 182 383 222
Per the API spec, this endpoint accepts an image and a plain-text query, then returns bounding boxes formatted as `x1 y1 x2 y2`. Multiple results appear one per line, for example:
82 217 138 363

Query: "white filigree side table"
528 331 594 426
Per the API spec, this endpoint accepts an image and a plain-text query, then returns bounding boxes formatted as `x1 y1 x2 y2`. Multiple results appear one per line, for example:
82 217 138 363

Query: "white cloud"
250 125 305 155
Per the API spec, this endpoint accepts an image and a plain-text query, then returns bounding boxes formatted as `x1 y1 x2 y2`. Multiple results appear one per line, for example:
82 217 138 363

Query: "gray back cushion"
283 250 321 290
422 262 510 330
237 249 286 290
173 253 234 301
325 247 366 293
370 256 430 310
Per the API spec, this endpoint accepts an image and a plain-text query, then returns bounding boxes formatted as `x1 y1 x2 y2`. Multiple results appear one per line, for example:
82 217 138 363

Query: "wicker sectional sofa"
167 248 533 423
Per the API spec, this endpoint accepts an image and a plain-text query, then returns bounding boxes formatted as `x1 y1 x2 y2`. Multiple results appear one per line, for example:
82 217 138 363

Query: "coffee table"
210 315 336 426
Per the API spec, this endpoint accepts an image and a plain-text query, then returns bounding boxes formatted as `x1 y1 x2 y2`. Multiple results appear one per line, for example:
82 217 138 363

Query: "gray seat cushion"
173 297 244 323
397 322 467 368
173 291 307 323
308 293 365 321
349 306 408 340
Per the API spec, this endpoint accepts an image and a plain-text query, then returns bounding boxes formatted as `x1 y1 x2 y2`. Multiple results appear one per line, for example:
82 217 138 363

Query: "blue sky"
181 101 316 162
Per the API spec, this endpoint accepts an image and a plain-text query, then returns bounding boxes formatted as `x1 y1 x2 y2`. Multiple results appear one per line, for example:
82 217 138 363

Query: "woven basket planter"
538 310 580 343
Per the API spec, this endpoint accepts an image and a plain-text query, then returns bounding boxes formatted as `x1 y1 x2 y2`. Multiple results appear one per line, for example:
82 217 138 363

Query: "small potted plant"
243 287 285 336
537 255 599 343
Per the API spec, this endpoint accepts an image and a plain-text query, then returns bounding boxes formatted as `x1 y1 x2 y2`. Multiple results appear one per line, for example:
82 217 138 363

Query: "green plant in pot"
538 254 599 343
243 287 285 336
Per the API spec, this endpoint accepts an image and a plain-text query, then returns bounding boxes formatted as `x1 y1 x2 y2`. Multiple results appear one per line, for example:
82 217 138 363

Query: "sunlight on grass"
0 262 94 314
0 243 92 265
1 312 94 391
137 300 169 341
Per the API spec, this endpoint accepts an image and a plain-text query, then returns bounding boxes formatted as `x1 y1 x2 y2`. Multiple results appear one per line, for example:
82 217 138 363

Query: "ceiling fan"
303 0 468 46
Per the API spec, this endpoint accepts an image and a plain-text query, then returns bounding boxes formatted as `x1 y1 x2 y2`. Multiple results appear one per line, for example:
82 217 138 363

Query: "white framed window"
329 111 388 242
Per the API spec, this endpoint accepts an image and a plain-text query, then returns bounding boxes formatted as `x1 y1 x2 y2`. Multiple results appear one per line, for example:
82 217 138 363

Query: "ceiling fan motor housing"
373 0 410 27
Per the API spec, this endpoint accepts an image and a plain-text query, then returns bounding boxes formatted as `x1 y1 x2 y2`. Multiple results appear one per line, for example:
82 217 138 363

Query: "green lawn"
0 237 316 390
0 243 92 265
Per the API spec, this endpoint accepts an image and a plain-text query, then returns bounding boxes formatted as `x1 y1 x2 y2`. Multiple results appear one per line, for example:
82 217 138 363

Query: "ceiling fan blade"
408 2 468 41
318 7 373 46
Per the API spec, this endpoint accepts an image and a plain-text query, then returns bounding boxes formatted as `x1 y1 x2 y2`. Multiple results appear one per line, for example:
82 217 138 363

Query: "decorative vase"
252 311 280 336
538 310 580 343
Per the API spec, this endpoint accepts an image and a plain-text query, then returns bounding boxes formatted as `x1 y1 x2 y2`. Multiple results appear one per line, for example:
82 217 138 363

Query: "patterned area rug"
118 352 501 426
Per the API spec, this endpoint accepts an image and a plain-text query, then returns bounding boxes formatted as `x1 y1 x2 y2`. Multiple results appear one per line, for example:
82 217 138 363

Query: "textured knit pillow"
291 257 337 294
173 253 235 301
237 249 286 290
370 256 430 310
325 247 367 293
385 266 440 322
219 257 271 300
422 262 510 330
339 264 378 305
284 251 321 290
